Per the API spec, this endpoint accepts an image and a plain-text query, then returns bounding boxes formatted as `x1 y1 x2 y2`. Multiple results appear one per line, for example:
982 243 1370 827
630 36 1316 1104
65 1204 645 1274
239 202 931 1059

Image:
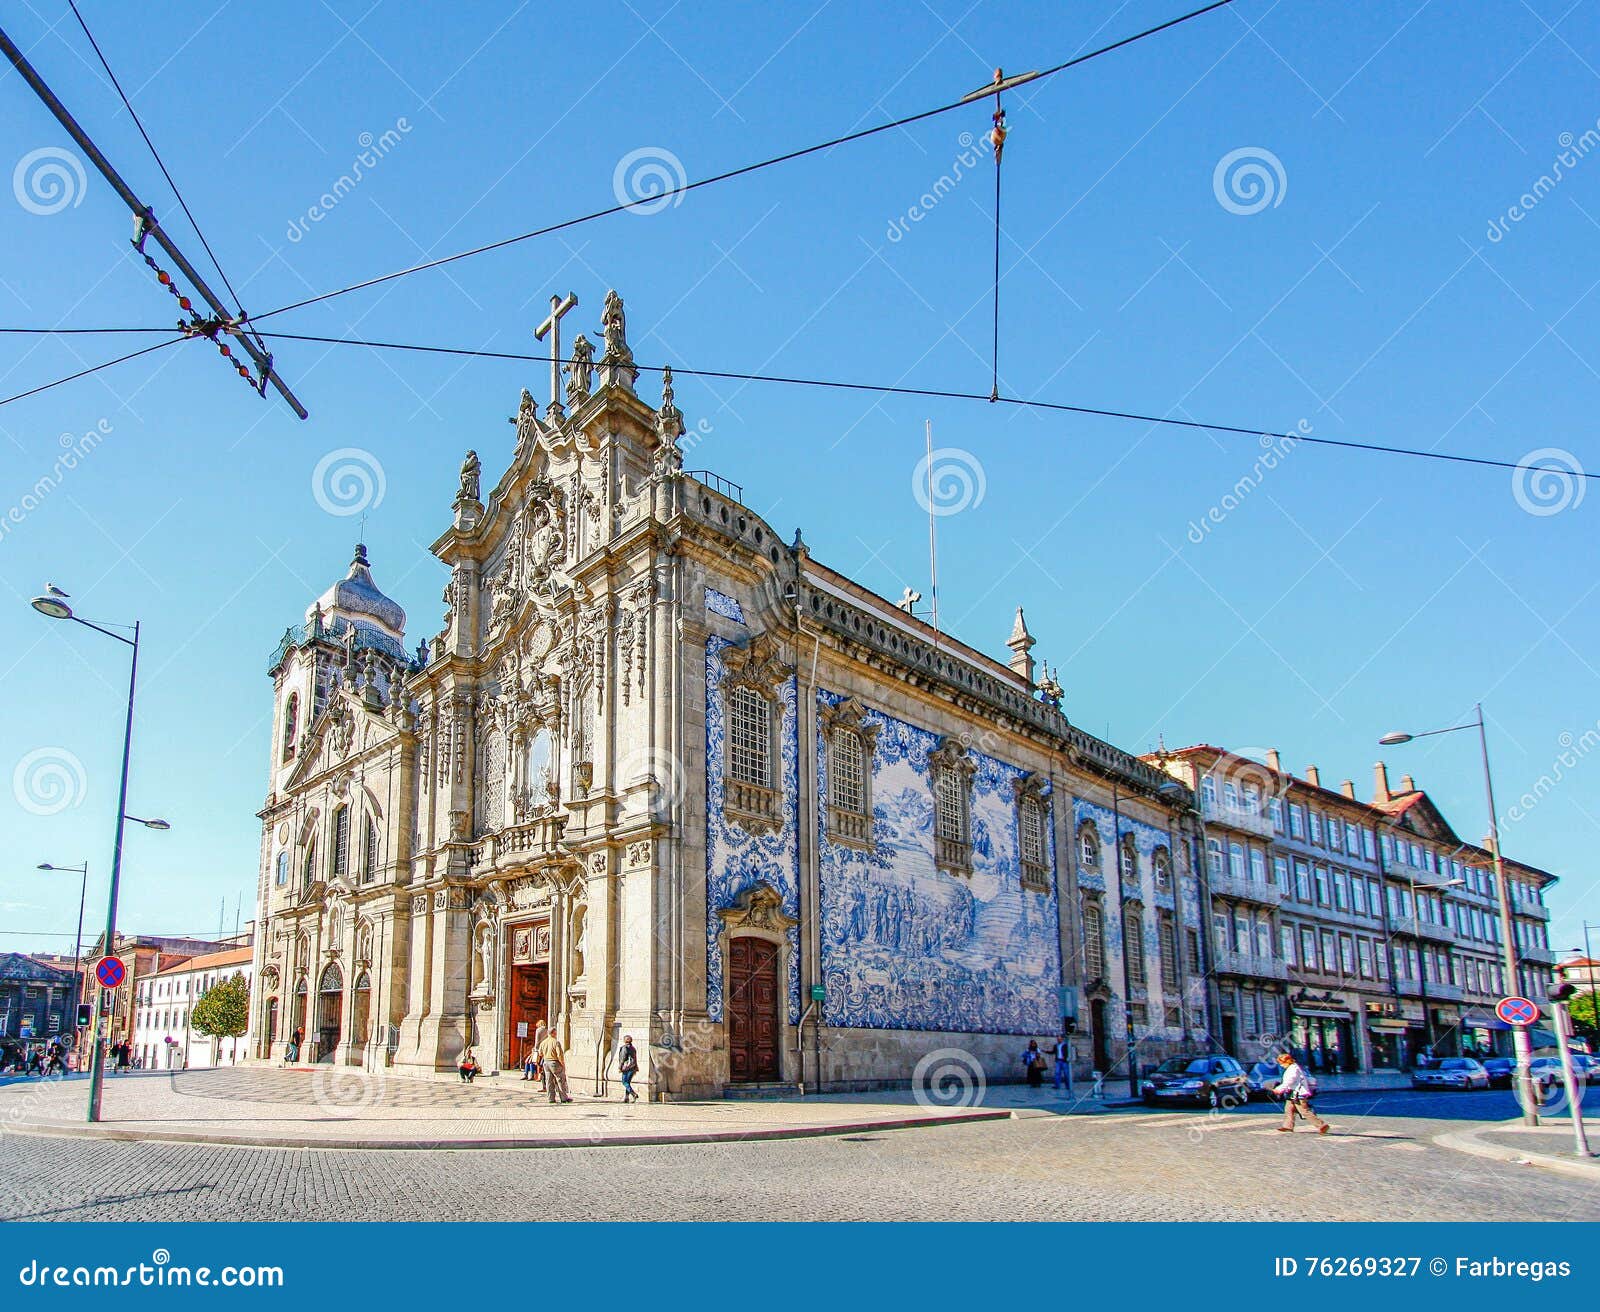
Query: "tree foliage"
191 971 250 1040
1569 989 1599 1041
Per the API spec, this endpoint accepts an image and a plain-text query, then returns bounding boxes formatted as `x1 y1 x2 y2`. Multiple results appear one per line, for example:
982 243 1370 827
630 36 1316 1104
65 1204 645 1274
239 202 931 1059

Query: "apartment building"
1149 746 1558 1074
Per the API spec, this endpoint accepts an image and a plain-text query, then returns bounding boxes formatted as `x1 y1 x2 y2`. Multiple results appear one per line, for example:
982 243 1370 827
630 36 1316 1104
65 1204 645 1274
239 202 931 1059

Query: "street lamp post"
30 587 168 1123
36 862 88 1061
1379 702 1539 1126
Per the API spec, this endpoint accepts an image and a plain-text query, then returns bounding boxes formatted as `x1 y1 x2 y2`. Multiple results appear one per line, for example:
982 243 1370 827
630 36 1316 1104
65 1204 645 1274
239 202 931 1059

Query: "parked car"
1245 1060 1283 1101
1141 1055 1250 1108
1411 1057 1490 1090
1480 1057 1515 1088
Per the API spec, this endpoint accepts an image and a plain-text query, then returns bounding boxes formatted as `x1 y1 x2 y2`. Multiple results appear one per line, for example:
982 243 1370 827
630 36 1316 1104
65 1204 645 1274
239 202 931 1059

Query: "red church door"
728 937 780 1083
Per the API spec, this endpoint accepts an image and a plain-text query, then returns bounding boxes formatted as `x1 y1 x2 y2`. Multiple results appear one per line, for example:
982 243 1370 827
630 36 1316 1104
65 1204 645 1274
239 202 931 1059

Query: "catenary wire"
246 328 1594 482
0 335 186 408
66 0 258 344
246 1 1237 324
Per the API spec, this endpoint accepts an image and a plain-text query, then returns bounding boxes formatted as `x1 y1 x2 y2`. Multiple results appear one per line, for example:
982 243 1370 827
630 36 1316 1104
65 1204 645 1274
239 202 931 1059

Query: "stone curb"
3 1107 1012 1152
1433 1123 1600 1182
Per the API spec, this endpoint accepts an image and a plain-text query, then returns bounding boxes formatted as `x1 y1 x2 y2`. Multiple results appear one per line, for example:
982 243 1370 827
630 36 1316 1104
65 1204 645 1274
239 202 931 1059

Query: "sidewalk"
1434 1119 1600 1182
0 1066 1027 1150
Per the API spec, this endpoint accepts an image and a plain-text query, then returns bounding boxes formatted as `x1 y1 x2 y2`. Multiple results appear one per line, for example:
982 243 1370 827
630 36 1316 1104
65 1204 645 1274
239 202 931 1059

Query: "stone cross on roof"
534 292 578 417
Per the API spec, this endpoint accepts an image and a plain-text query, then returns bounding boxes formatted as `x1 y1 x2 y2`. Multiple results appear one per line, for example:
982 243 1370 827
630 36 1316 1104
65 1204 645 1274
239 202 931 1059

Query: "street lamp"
30 586 167 1123
1378 702 1538 1126
36 862 88 1059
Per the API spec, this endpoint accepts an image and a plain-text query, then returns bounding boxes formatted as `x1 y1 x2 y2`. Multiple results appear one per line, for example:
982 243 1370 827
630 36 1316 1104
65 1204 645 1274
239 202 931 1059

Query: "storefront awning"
1367 1019 1409 1032
1292 1007 1350 1019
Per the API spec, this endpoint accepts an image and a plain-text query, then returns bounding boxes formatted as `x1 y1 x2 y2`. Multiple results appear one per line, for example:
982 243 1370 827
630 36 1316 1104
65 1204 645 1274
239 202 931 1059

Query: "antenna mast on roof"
926 419 940 648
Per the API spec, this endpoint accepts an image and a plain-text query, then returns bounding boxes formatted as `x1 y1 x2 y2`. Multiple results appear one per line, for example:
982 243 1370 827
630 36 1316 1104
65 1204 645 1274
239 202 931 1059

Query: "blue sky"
1 0 1596 965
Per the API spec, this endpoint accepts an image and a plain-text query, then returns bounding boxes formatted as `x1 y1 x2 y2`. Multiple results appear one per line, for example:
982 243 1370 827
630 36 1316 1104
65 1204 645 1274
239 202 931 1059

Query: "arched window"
1078 822 1100 872
1124 900 1147 986
928 738 975 876
1118 834 1138 884
361 816 378 884
275 851 289 887
281 692 299 762
1153 846 1172 891
1015 774 1049 892
830 728 864 815
302 840 317 890
332 806 351 880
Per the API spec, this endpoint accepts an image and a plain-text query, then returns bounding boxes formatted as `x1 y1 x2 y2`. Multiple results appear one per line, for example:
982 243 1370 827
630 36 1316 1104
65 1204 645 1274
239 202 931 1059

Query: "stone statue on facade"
510 389 538 451
566 333 594 402
599 289 637 390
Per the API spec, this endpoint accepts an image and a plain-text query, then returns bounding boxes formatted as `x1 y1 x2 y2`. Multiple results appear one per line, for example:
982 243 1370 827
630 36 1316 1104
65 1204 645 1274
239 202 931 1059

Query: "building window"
1013 773 1050 891
1249 849 1266 883
729 685 771 788
1158 910 1178 991
1118 834 1138 886
1268 796 1284 830
1281 925 1296 965
1358 938 1373 978
302 840 317 891
822 698 878 848
1288 805 1305 840
1124 901 1147 987
1273 856 1289 890
1206 837 1223 878
275 852 288 888
1082 895 1106 981
1328 820 1343 851
332 806 351 880
1185 929 1201 973
1228 842 1245 879
281 692 299 763
1309 812 1323 845
929 738 977 877
361 816 378 884
1152 846 1171 892
1078 822 1101 873
1313 867 1330 905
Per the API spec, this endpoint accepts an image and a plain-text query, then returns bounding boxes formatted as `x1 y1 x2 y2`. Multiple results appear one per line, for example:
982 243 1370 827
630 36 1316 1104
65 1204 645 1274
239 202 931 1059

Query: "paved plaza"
0 1070 1595 1222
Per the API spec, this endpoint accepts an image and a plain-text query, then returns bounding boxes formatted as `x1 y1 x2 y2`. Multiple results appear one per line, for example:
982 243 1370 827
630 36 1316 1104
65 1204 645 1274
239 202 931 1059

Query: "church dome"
308 544 406 638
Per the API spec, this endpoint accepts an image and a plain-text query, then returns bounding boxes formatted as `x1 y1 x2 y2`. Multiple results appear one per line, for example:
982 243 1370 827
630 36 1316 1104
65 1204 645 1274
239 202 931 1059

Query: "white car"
1411 1057 1490 1090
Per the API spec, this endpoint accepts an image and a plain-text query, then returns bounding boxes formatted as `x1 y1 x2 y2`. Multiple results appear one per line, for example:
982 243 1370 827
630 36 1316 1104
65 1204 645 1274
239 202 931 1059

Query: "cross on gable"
534 292 578 414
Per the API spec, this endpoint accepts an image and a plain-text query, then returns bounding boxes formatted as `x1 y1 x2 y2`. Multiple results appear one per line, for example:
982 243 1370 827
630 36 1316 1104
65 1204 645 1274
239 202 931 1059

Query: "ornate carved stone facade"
253 290 1211 1097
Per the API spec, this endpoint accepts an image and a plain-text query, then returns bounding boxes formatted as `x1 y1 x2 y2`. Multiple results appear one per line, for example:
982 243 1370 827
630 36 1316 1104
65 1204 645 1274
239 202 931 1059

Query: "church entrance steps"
722 1082 802 1100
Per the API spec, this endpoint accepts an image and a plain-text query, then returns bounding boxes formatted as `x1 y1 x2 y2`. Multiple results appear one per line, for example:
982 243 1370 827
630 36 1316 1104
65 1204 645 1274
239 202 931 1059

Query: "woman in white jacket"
1275 1053 1331 1134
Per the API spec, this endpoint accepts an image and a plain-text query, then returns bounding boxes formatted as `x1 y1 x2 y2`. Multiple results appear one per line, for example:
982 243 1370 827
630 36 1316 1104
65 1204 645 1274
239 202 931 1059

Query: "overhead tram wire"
246 328 1596 484
65 0 258 350
0 335 186 408
246 0 1237 325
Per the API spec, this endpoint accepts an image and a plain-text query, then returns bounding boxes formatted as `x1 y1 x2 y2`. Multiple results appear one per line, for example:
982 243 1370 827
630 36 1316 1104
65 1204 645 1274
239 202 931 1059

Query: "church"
249 290 1205 1096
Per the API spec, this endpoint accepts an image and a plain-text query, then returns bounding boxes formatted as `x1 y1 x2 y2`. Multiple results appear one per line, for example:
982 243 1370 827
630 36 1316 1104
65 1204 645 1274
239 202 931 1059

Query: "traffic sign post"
1496 996 1539 1027
93 956 125 991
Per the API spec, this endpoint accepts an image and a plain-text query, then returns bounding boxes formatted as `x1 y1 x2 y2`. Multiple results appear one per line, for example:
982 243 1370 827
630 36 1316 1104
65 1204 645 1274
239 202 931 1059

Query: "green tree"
1570 990 1600 1043
191 971 250 1042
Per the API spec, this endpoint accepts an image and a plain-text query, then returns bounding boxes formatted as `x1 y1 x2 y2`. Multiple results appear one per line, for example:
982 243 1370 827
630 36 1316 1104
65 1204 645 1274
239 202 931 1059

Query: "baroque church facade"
250 290 1209 1096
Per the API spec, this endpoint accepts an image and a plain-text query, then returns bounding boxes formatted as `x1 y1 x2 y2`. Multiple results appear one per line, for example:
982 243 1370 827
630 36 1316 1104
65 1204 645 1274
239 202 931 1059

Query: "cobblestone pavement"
2 1086 1595 1222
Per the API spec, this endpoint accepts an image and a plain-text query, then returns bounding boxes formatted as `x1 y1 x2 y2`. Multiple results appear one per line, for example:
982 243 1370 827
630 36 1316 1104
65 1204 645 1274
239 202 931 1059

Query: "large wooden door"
506 963 549 1067
728 937 781 1083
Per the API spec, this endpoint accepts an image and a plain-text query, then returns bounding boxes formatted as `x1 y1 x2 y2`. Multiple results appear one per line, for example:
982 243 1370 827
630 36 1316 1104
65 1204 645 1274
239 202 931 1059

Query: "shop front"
1290 1006 1359 1074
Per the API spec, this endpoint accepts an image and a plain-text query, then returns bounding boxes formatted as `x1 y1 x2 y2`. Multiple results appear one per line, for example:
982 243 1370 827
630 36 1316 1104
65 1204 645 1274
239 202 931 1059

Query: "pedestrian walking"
1052 1034 1072 1092
284 1027 303 1064
538 1028 573 1103
1274 1052 1331 1134
458 1048 480 1083
618 1034 640 1103
1022 1039 1046 1088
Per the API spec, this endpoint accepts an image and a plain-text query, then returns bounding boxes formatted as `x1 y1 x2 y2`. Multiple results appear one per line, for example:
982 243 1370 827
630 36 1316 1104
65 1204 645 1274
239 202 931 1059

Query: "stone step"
722 1081 802 1100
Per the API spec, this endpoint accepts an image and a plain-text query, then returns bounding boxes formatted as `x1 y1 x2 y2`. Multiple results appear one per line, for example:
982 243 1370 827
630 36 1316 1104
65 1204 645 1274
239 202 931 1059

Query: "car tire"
1143 1094 1156 1105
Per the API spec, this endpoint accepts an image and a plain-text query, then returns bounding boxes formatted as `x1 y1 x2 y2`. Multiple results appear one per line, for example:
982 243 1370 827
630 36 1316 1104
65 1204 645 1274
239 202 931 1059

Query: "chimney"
1266 749 1281 773
1305 764 1320 788
1373 761 1391 804
1340 779 1356 799
1006 607 1036 687
1399 774 1416 795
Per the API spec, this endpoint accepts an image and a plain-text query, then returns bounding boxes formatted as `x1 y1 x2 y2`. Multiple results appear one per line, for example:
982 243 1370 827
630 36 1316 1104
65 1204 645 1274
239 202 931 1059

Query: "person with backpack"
1274 1052 1331 1134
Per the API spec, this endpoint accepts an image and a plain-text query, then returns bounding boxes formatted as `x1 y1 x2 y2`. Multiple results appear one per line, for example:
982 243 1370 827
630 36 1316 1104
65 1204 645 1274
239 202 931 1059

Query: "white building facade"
131 947 254 1070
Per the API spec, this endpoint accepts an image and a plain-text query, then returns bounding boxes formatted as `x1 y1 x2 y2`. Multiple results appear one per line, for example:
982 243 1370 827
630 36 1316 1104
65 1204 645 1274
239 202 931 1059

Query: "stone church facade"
251 291 1209 1096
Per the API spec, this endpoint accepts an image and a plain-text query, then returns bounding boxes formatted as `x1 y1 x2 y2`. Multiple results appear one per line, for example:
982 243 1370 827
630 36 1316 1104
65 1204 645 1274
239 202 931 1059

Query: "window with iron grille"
1083 896 1105 979
362 817 378 884
935 769 966 845
728 684 770 788
1124 901 1147 986
1158 910 1178 990
302 841 317 890
830 729 864 815
1018 796 1049 890
1078 824 1099 871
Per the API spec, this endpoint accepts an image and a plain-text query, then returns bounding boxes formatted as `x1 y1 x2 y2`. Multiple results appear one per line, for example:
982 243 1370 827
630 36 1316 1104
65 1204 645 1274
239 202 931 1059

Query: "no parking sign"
1495 995 1539 1026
